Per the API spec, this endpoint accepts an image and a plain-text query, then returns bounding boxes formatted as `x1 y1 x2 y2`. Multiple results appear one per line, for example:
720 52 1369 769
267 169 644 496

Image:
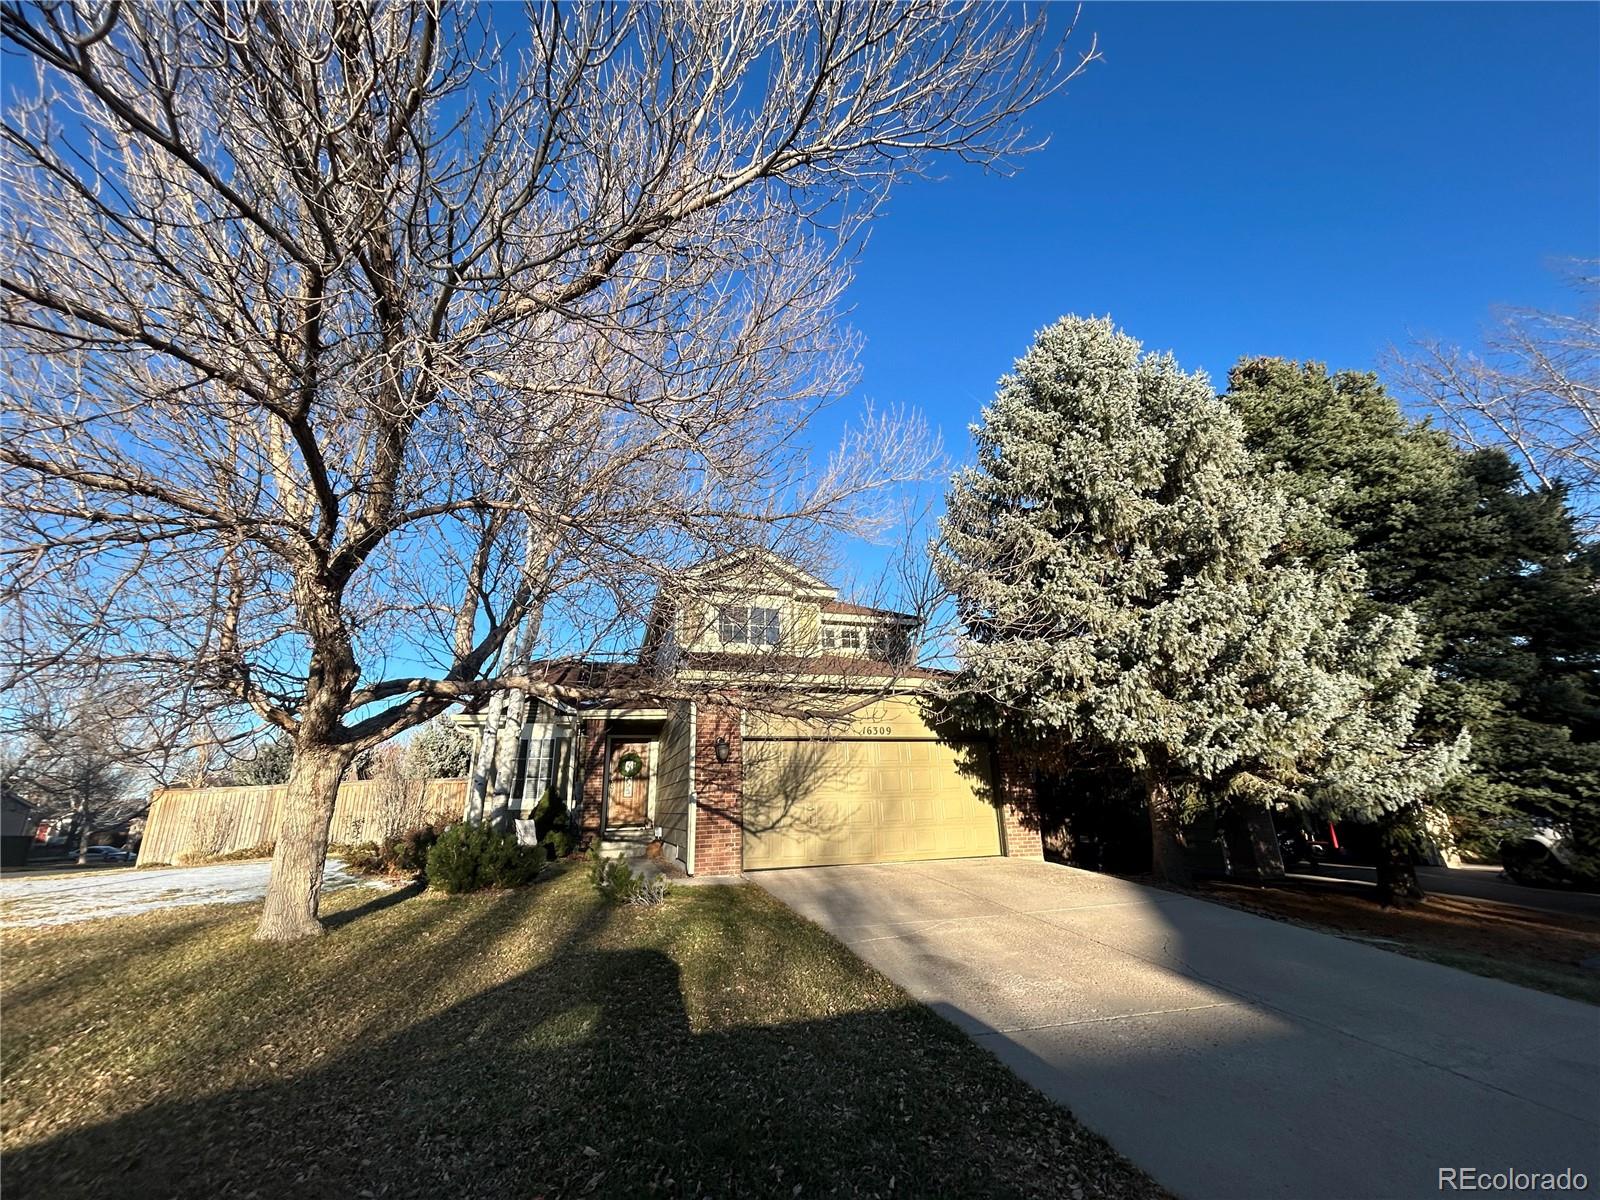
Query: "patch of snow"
0 859 386 928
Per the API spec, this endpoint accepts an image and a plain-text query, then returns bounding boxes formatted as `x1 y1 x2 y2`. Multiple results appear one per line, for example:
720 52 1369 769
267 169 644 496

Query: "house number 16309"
857 724 892 737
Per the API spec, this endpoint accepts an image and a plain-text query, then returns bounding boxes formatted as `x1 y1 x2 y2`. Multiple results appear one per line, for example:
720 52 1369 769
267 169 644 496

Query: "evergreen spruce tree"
232 737 294 788
1226 360 1600 869
407 718 474 780
937 318 1465 888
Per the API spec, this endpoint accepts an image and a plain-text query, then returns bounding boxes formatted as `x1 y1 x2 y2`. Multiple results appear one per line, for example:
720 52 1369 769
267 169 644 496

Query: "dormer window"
719 605 781 646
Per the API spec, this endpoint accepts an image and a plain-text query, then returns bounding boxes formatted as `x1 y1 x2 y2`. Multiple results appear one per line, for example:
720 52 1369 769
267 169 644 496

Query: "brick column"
692 705 743 876
577 719 609 841
994 744 1044 860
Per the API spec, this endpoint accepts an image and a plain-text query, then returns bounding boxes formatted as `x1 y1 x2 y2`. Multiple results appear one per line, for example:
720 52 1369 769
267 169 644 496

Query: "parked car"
1278 825 1329 869
1500 827 1592 889
83 845 135 863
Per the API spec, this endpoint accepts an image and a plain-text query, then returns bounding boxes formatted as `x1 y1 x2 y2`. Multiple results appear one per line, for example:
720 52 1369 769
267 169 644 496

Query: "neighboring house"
2 786 38 868
458 550 1041 876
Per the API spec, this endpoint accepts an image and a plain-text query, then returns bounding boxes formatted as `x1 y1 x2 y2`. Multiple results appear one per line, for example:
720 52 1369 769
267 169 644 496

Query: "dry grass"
1 865 1166 1200
1193 878 1600 1004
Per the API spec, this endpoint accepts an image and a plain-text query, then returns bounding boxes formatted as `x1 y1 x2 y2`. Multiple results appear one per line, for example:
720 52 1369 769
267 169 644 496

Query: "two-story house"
638 550 918 673
460 549 1041 876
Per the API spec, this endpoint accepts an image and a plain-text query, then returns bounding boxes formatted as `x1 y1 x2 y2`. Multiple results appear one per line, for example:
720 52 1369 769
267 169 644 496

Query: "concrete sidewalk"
755 858 1599 1200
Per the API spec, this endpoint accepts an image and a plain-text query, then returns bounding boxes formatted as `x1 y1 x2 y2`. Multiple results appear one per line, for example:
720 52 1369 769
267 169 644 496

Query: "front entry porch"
598 731 666 866
574 709 693 870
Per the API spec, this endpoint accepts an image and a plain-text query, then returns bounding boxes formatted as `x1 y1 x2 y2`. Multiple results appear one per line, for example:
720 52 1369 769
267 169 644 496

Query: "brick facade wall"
994 744 1044 859
692 704 744 876
577 718 609 840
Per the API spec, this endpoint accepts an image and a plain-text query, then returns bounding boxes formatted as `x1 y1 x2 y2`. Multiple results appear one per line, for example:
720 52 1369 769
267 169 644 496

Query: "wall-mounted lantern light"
714 736 732 764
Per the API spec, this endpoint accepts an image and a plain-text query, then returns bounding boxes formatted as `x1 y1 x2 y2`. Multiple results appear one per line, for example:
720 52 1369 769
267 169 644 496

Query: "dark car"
1278 825 1329 869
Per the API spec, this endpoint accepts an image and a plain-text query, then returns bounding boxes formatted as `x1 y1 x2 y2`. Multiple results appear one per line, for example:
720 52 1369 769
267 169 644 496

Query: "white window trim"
686 703 697 876
718 604 749 644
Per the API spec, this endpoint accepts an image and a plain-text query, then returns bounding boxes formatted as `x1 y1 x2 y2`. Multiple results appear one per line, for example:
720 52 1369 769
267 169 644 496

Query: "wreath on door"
616 752 645 779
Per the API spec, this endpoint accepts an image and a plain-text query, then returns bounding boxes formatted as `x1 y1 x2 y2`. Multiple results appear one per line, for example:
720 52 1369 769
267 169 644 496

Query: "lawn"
1 865 1165 1200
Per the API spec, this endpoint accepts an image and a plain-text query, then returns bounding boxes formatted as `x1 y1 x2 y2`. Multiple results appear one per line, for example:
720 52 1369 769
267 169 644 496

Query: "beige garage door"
742 734 1002 871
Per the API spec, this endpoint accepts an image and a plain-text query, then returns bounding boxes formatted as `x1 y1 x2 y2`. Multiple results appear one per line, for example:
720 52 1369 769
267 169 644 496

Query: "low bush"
629 874 670 906
390 823 442 874
338 824 443 880
337 841 385 874
587 844 669 906
531 789 572 840
541 829 574 861
427 822 545 894
507 789 574 863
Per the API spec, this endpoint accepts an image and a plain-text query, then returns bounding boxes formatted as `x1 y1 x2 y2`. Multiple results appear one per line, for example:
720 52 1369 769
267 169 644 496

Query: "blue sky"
834 1 1599 467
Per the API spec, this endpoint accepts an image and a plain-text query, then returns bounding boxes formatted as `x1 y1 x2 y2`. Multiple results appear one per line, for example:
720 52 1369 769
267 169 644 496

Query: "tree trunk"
75 819 90 866
1375 809 1426 908
254 741 352 942
1145 772 1192 886
464 691 504 823
488 688 529 828
1222 801 1286 882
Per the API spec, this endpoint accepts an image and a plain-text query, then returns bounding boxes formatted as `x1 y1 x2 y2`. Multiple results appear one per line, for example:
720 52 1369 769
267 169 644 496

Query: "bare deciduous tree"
5 696 146 864
1 2 1091 940
1388 263 1600 536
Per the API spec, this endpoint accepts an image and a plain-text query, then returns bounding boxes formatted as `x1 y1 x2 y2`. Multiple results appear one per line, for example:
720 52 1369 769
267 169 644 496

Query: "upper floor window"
752 606 781 645
867 626 910 663
718 605 747 644
719 605 781 645
822 623 861 651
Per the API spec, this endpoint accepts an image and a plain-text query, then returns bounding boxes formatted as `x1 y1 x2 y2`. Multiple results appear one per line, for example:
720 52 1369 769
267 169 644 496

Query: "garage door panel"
743 735 1001 870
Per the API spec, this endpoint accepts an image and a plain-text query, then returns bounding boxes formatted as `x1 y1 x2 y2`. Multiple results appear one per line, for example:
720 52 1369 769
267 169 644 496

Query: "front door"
607 740 651 828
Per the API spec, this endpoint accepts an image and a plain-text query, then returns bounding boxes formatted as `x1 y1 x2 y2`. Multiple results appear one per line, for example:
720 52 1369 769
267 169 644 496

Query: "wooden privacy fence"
138 777 468 865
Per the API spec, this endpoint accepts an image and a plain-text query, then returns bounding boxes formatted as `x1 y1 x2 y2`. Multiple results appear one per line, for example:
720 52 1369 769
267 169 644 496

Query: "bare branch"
1386 261 1600 536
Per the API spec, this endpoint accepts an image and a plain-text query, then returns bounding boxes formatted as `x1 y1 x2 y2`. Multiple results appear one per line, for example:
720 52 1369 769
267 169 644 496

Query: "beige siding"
743 739 1001 870
654 700 693 863
791 603 822 654
742 698 1002 871
678 590 820 655
138 778 468 865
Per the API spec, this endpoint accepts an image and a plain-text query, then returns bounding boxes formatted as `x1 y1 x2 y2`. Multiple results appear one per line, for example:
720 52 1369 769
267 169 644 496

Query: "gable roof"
638 548 922 662
678 651 944 681
686 548 836 597
819 598 918 621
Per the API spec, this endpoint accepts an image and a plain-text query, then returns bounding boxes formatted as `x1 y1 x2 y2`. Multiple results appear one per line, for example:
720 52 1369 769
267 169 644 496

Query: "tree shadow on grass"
0 908 240 1012
321 878 427 930
6 909 1156 1200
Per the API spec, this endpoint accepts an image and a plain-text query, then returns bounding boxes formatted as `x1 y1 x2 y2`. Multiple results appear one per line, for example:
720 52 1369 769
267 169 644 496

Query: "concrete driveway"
755 858 1599 1200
